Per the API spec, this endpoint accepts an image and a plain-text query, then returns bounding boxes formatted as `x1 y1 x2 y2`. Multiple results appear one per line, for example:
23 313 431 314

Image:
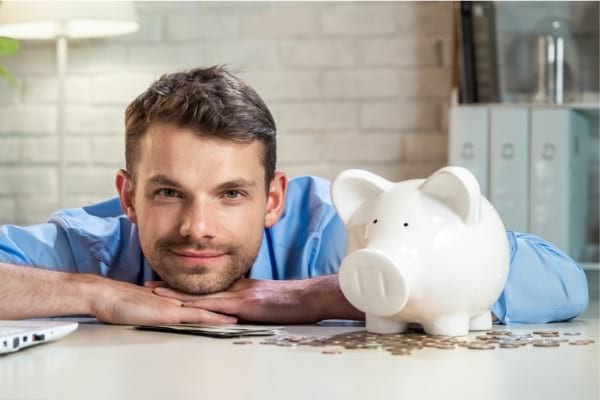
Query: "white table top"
1 315 598 400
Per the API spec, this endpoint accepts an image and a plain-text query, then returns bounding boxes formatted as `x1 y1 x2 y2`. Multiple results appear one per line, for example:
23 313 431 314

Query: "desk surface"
1 315 598 400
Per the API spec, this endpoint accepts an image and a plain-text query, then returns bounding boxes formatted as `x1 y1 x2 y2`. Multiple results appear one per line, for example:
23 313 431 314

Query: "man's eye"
158 189 179 198
224 190 241 199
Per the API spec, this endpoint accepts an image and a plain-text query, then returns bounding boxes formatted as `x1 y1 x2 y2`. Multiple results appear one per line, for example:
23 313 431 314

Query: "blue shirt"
0 176 588 324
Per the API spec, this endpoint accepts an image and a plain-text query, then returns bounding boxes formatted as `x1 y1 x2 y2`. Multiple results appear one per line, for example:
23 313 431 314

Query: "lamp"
0 1 139 207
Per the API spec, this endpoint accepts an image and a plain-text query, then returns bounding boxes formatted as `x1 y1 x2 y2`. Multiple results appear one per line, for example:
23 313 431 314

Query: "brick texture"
0 1 454 224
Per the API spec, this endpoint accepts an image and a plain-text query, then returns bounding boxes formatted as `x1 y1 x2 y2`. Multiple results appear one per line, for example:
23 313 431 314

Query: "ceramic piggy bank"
331 166 509 337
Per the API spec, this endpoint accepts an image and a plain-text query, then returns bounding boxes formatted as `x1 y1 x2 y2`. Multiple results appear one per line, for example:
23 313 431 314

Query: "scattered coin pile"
232 327 595 356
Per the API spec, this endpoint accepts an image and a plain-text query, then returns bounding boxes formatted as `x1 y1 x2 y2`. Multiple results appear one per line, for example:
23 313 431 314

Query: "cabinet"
449 104 597 264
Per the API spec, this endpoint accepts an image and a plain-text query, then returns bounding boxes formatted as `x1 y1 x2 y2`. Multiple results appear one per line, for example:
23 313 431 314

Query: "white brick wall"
0 1 455 225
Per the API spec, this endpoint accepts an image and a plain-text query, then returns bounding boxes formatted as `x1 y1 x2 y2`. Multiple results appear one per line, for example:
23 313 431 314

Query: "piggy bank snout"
339 249 409 317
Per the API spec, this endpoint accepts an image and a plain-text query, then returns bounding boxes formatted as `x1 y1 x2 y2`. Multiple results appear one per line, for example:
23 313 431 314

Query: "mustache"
156 237 238 254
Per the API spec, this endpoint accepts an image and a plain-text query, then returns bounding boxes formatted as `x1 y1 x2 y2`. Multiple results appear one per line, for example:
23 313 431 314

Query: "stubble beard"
147 234 262 295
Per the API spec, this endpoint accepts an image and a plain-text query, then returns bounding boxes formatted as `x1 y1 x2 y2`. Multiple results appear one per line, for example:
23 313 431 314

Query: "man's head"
124 66 277 187
116 66 287 295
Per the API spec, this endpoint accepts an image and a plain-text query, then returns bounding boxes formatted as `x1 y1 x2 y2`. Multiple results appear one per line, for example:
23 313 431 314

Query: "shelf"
581 262 600 271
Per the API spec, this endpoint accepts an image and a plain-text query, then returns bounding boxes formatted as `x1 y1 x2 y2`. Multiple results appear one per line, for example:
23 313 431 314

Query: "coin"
233 340 253 345
468 343 495 350
533 341 560 347
570 340 595 346
486 330 511 336
499 343 519 349
540 333 559 338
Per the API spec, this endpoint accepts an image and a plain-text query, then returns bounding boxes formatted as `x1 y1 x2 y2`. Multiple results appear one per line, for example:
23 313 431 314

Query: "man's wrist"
67 272 104 316
302 275 364 322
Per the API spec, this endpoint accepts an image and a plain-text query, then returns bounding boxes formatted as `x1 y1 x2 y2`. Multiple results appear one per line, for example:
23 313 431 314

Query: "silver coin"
533 341 560 347
468 343 495 350
499 343 519 349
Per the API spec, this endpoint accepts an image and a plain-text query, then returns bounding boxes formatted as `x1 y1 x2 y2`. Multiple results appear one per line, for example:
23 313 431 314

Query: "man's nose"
179 200 218 240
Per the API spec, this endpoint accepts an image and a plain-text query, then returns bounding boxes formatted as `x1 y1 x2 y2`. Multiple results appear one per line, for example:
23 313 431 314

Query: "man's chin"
159 270 240 295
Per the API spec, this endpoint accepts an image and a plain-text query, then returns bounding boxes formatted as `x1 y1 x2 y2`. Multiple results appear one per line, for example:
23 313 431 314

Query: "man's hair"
124 66 277 188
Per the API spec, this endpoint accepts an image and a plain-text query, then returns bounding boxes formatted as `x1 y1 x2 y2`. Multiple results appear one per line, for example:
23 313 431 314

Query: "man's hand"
152 275 364 324
88 276 237 325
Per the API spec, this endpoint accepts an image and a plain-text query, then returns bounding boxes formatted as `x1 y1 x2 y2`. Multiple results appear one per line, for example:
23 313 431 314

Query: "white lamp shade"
0 1 139 39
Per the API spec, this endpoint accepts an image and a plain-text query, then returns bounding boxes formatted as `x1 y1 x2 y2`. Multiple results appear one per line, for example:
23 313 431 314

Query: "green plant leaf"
0 65 17 86
0 37 19 56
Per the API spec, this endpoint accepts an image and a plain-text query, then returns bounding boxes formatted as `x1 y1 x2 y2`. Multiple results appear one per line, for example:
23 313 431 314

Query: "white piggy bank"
331 166 509 337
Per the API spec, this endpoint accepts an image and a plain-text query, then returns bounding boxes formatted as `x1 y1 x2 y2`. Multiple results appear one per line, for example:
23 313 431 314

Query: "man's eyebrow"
146 176 257 191
146 175 183 188
215 179 257 191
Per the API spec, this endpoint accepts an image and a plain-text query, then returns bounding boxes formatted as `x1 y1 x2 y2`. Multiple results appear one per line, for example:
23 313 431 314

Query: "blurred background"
0 1 597 290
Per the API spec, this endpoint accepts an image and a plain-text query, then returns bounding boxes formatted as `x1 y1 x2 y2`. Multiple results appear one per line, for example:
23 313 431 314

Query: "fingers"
153 287 199 301
144 281 167 289
178 306 237 324
163 297 183 307
154 287 236 301
183 298 241 316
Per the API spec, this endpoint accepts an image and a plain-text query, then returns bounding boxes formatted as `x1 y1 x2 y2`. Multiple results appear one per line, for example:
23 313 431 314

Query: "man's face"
120 123 282 294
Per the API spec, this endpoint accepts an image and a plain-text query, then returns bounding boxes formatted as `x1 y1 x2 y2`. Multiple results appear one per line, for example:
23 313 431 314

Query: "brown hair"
124 66 277 188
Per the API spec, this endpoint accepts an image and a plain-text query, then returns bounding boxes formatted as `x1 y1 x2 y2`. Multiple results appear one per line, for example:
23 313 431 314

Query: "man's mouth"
171 249 226 257
169 249 229 267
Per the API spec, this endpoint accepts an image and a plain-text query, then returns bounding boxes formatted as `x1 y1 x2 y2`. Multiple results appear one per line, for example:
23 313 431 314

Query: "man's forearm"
0 263 96 319
303 274 365 321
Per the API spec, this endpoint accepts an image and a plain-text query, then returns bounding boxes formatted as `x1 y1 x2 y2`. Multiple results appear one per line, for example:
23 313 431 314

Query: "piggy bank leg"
366 314 407 334
469 310 492 331
421 314 470 337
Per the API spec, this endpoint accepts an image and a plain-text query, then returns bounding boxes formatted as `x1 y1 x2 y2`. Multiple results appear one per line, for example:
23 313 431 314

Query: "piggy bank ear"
419 166 481 225
331 169 392 224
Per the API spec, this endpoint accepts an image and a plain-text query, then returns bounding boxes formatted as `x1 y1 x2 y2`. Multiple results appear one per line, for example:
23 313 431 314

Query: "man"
0 66 589 326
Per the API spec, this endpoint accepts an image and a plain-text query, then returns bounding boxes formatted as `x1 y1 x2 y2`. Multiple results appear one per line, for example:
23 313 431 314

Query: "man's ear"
115 169 138 224
264 171 287 228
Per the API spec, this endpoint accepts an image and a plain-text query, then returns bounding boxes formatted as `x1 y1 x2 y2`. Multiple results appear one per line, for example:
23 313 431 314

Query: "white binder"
489 108 529 232
530 108 589 260
449 106 489 196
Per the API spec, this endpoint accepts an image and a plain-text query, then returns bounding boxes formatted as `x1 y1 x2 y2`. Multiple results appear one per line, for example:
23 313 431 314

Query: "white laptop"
0 320 78 354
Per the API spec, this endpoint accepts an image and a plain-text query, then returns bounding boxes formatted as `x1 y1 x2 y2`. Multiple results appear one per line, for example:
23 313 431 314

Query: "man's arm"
0 262 236 324
152 274 364 323
491 231 589 324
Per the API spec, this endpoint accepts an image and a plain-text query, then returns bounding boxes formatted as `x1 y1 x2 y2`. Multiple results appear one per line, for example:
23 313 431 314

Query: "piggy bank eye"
403 222 409 227
373 219 378 224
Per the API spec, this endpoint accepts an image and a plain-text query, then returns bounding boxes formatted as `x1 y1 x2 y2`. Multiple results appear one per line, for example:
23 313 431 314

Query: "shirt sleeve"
0 223 77 271
491 231 589 324
310 213 347 276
